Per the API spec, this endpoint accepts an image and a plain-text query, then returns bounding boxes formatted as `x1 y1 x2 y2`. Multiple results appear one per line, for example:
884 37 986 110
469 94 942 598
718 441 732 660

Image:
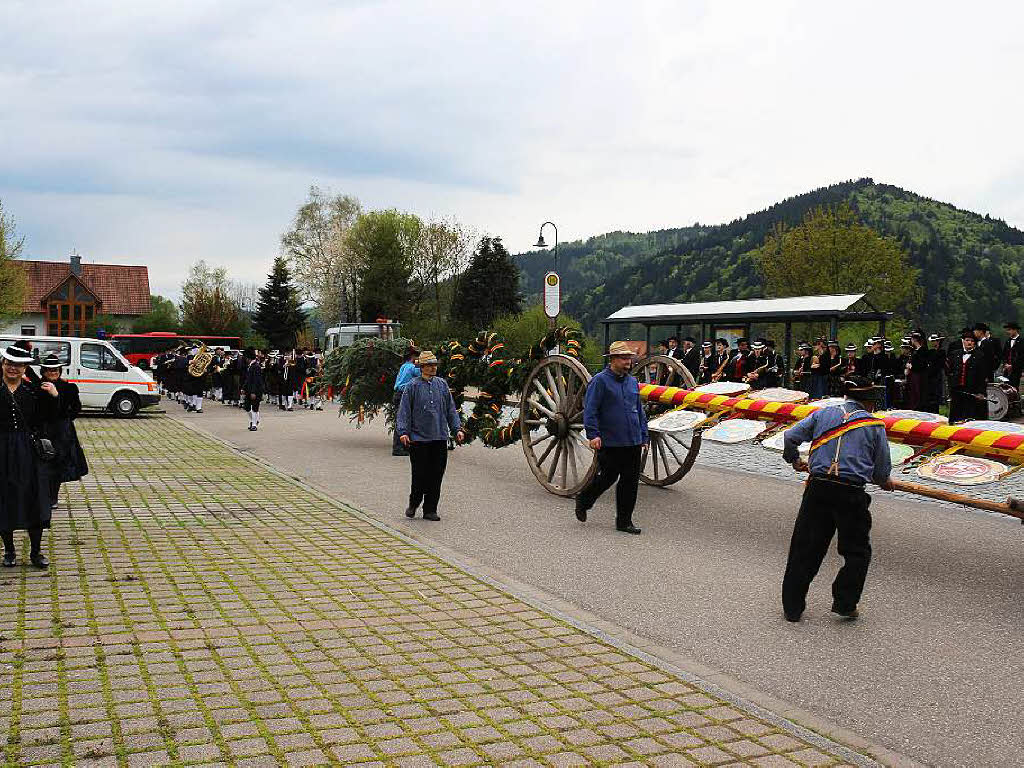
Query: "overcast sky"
2 0 1022 299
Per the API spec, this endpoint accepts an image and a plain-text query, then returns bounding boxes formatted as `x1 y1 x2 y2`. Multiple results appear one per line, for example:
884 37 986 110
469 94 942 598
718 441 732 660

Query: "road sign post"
544 271 561 351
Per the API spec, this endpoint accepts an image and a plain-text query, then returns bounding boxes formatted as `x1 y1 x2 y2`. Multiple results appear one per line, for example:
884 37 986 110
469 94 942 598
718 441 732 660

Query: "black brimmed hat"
1 342 33 364
1004 321 1021 331
700 341 712 349
845 343 858 352
974 322 990 332
828 340 839 347
751 340 766 350
39 352 62 369
842 375 878 400
928 333 945 342
962 330 975 341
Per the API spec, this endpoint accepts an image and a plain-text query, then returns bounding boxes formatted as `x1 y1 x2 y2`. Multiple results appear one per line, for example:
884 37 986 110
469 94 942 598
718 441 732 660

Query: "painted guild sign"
543 271 560 319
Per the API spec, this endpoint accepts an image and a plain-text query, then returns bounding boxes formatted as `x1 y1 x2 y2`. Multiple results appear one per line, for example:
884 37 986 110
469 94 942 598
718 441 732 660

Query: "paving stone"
0 416 860 768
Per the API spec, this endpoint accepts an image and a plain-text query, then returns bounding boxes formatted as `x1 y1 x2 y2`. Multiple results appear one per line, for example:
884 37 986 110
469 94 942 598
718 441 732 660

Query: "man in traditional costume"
948 331 988 422
781 375 893 622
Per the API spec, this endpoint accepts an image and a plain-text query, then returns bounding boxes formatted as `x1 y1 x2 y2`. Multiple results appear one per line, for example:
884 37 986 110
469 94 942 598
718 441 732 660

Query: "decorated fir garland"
324 326 586 447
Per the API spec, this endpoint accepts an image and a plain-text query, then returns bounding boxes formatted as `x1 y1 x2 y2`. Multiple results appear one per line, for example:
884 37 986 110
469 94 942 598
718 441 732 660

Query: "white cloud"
1 0 1022 299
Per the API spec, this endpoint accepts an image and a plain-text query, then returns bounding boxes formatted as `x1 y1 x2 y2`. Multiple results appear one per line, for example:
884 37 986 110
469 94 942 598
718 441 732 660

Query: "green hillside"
517 179 1024 335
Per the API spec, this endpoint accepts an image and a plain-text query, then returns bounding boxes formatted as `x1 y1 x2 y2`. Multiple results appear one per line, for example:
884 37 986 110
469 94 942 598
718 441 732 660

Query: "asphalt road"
173 401 1024 767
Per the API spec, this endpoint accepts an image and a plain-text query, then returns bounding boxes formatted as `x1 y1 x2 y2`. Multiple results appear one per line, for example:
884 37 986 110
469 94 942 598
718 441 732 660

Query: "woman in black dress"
38 352 89 508
1 342 59 568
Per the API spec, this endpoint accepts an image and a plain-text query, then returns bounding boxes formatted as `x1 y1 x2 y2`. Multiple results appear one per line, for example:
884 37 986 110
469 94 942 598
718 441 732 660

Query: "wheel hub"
545 413 568 439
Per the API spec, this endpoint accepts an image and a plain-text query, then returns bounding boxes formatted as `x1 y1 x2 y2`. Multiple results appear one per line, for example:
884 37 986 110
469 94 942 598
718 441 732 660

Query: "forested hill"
515 179 1024 335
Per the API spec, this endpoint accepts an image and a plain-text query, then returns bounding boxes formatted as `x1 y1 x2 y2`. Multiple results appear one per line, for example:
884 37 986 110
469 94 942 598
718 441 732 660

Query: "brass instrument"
711 353 730 382
188 345 213 377
744 356 769 383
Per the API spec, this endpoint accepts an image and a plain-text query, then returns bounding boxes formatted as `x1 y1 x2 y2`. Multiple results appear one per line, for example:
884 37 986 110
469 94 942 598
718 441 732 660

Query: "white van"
324 322 403 354
0 334 160 417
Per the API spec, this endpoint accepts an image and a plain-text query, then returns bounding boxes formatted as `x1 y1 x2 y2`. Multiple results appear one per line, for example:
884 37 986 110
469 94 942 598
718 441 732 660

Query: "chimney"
70 253 81 276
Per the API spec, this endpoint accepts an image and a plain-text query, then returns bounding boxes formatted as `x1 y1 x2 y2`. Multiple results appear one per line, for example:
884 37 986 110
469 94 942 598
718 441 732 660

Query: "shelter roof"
604 293 880 324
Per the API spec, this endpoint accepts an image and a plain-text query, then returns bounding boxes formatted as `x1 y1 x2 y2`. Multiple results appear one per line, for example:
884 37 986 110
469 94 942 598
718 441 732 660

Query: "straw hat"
416 350 439 366
603 341 637 357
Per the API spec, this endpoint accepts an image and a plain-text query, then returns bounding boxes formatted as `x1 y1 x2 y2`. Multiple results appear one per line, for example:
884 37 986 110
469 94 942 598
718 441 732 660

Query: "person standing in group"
697 341 714 384
792 343 812 392
904 332 929 410
391 346 420 456
397 351 464 521
948 331 988 422
781 375 893 622
973 323 1000 383
808 338 830 399
241 348 264 431
575 341 648 535
925 333 947 413
1 342 59 569
827 341 843 395
680 337 701 380
1001 322 1022 391
37 352 88 509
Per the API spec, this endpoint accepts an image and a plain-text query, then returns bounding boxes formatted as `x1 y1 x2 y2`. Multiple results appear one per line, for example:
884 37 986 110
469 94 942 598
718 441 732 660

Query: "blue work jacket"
583 367 649 447
396 375 461 443
783 401 891 486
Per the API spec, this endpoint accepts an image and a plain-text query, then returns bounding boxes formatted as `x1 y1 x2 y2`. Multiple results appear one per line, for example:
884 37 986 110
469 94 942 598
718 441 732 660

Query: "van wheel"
110 392 140 418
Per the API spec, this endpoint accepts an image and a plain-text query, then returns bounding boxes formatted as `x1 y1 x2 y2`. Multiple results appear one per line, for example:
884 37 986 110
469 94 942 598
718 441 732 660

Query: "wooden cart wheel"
632 354 702 487
520 354 598 496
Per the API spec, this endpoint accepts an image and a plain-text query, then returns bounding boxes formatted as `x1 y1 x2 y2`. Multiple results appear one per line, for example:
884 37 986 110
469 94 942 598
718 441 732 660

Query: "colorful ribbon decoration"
638 383 1024 465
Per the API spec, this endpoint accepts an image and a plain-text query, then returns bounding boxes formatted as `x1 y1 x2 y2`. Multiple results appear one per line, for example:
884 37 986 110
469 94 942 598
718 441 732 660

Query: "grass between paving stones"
0 415 869 767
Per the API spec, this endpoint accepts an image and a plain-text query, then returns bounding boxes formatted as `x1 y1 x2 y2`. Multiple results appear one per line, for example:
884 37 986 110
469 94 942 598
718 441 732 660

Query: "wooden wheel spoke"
546 442 563 483
530 432 554 448
567 439 579 485
533 379 558 411
528 396 557 419
559 438 569 487
537 435 558 465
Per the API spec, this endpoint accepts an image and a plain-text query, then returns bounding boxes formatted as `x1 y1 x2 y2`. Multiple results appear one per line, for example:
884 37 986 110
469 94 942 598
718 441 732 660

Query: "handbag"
9 387 57 462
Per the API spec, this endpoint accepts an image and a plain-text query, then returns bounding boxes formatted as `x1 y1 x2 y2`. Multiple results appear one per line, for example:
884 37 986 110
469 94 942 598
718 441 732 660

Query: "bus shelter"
600 294 892 385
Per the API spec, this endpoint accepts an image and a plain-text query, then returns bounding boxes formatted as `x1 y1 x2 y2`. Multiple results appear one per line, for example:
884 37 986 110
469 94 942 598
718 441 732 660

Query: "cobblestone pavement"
0 416 879 767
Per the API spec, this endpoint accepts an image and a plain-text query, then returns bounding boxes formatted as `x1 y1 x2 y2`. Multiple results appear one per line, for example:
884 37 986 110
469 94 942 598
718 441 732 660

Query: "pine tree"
252 257 306 350
451 236 522 329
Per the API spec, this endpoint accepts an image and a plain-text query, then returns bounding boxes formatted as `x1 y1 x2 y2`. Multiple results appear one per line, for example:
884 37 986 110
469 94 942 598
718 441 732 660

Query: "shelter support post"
603 322 610 353
644 325 652 355
784 321 792 387
830 317 839 341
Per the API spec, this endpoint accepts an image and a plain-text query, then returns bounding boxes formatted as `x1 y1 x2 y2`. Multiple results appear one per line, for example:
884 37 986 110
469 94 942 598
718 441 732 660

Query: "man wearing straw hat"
574 341 647 535
781 375 893 622
397 350 464 521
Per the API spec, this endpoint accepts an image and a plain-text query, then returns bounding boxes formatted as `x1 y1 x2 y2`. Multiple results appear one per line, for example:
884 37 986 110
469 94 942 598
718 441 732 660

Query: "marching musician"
744 340 771 390
664 336 681 360
948 331 988 422
792 343 812 392
782 375 893 622
925 333 946 413
973 322 1001 383
842 343 859 378
1001 321 1022 391
697 341 714 384
827 340 843 395
905 332 929 410
808 338 830 399
710 339 730 382
727 338 752 383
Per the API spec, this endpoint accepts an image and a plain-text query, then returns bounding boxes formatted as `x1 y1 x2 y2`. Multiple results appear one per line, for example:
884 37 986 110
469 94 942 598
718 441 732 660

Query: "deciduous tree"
132 295 180 333
179 261 247 337
412 216 473 335
280 186 361 325
755 203 922 317
348 209 421 322
0 199 28 323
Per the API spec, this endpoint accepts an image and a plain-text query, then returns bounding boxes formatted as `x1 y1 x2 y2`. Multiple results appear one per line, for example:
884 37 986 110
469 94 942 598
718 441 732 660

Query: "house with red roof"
2 254 151 337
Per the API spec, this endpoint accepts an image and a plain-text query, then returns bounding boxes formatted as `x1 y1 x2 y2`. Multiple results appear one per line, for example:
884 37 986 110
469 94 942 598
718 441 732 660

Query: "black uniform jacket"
949 350 987 394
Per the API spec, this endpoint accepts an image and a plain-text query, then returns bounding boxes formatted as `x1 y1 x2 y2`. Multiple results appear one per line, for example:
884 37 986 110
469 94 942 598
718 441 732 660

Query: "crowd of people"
0 341 88 570
656 321 1024 420
150 346 325 429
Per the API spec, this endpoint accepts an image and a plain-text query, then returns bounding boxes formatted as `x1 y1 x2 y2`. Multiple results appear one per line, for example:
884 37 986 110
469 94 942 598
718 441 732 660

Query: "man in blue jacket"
397 350 464 521
575 341 648 535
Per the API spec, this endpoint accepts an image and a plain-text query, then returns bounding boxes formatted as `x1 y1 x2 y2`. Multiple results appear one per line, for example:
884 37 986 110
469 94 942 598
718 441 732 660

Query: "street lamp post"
533 221 560 341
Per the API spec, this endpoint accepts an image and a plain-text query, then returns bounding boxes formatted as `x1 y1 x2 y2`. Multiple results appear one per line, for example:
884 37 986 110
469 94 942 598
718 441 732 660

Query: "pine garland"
324 326 586 446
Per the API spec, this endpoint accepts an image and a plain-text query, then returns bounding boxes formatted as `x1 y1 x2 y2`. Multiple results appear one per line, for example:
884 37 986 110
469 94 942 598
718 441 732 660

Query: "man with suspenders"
781 375 893 622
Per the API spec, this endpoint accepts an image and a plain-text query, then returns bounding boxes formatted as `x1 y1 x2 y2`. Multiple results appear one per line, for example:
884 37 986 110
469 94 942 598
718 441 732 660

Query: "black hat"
927 333 945 342
827 339 839 347
1 342 33 364
962 330 975 341
666 336 679 343
700 341 712 349
683 336 695 343
842 375 878 400
844 343 857 352
39 352 62 369
1004 321 1021 331
974 322 989 332
798 342 811 351
750 340 766 350
910 331 924 341
715 338 728 346
737 337 748 344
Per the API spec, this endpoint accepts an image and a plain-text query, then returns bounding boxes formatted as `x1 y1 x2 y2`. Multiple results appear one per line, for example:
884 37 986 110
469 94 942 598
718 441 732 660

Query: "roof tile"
17 260 151 315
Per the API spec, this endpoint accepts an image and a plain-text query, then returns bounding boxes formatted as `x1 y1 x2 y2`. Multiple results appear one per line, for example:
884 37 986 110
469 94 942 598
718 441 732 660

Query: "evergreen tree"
451 236 522 329
350 209 421 322
252 257 306 350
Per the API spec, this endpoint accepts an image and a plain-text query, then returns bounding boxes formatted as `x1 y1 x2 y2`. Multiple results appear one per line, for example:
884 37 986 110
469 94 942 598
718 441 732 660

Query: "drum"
986 383 1019 421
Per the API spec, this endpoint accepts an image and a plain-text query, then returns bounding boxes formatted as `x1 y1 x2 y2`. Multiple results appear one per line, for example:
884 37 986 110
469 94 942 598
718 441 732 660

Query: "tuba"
188 345 213 377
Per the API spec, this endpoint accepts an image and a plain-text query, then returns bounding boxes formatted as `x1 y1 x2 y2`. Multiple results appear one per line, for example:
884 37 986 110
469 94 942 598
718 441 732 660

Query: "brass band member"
727 338 752 383
793 343 812 392
710 339 730 382
697 341 714 384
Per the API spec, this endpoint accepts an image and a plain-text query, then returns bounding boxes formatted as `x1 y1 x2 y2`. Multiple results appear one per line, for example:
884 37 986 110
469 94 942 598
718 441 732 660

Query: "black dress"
41 379 89 485
0 382 58 532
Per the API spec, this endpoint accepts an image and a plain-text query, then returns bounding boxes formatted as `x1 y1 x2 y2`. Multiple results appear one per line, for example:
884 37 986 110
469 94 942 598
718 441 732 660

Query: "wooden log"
887 479 1024 522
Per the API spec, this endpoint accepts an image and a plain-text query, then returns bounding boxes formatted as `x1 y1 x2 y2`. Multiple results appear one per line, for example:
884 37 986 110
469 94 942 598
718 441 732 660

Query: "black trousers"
949 390 986 422
576 445 642 528
782 477 872 616
408 440 448 515
2 528 43 555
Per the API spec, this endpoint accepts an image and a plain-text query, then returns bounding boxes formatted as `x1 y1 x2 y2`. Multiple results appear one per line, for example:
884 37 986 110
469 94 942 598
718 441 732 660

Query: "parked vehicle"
324 323 402 353
0 335 159 417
